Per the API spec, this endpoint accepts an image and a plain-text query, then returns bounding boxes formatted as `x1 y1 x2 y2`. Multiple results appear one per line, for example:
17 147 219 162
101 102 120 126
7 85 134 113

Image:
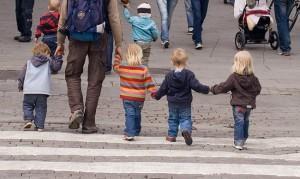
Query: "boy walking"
18 43 63 131
123 2 159 66
153 48 210 145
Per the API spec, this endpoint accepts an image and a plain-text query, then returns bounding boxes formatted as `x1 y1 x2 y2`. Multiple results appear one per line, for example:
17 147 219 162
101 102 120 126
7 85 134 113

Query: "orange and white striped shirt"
113 55 156 102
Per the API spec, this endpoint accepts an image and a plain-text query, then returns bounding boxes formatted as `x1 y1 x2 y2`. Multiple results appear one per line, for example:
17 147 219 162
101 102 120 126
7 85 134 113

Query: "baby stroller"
234 0 279 50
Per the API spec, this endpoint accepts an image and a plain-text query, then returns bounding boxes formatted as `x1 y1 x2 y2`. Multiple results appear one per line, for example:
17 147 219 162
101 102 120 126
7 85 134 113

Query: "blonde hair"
232 51 254 75
32 43 51 56
126 44 143 66
48 0 60 11
171 48 188 67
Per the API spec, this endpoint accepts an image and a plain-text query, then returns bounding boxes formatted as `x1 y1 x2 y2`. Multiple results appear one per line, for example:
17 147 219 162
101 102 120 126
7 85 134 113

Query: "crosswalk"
0 131 299 178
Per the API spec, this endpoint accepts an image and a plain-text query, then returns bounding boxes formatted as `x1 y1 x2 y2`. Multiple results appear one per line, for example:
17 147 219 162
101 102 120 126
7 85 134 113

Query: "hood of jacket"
168 70 188 93
30 55 50 67
233 73 261 95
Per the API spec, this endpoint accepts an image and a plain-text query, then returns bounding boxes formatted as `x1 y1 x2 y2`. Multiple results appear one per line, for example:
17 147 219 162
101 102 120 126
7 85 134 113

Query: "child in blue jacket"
123 2 159 66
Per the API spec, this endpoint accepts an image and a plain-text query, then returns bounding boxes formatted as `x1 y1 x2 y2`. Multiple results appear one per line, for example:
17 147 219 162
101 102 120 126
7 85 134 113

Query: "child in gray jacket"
18 43 63 131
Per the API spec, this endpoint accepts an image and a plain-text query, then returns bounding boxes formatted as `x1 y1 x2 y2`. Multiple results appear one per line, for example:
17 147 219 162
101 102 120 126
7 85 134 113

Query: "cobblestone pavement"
0 0 300 178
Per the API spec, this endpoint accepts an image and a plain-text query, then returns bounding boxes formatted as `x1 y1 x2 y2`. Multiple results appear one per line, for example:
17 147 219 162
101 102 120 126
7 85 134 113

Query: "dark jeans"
274 0 293 52
168 103 192 137
42 35 57 57
65 34 107 129
232 106 251 146
106 31 114 72
191 0 209 44
23 94 48 129
123 100 144 137
15 0 34 37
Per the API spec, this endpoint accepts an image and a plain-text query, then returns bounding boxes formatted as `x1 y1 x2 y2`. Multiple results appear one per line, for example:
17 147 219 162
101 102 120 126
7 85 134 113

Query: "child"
18 43 63 131
35 0 60 57
153 48 210 146
211 51 261 150
123 2 159 66
113 44 156 141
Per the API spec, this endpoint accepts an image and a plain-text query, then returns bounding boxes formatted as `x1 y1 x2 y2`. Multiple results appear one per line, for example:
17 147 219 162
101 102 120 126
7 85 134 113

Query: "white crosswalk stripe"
0 131 300 178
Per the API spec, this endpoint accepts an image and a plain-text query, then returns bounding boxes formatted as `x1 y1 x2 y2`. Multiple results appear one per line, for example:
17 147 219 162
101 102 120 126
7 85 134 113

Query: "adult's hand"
55 44 65 56
115 47 122 58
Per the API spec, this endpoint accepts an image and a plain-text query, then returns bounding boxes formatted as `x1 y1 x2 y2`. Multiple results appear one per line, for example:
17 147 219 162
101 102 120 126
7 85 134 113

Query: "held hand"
115 47 122 59
55 45 64 56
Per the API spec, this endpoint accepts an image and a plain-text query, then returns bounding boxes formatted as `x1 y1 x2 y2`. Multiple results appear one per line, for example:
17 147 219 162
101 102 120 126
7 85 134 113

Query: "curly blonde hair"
171 48 188 68
32 43 51 56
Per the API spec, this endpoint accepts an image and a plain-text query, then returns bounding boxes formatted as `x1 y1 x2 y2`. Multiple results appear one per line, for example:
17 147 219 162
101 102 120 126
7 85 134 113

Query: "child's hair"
126 44 143 66
171 48 188 67
232 51 254 75
48 0 60 11
32 43 51 56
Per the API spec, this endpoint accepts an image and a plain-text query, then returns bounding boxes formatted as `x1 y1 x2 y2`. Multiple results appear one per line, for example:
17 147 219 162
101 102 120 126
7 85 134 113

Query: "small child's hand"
151 92 156 99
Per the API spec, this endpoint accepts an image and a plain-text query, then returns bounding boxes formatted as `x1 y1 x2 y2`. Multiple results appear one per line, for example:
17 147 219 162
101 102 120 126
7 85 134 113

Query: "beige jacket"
57 0 122 47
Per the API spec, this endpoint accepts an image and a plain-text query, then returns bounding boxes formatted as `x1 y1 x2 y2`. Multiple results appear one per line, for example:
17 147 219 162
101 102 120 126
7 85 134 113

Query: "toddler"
113 44 156 141
123 2 159 66
153 48 210 145
35 0 60 57
18 43 63 131
211 51 261 150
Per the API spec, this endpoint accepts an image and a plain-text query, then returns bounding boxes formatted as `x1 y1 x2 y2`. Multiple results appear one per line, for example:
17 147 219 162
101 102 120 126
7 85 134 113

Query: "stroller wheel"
235 31 246 50
269 31 279 50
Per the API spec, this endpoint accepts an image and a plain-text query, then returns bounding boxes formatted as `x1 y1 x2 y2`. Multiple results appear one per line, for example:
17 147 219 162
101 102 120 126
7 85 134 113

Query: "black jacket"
211 73 261 108
155 69 210 104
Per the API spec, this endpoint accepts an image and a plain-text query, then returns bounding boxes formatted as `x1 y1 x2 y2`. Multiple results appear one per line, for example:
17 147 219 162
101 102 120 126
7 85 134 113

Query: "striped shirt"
35 11 60 39
113 55 156 102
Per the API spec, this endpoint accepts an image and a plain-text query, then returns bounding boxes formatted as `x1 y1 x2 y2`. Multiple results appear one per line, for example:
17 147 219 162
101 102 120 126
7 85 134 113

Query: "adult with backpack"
55 0 122 134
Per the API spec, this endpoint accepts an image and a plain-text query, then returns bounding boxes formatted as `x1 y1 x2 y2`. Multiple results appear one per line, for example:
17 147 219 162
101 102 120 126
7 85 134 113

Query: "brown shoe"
166 136 176 142
182 131 193 146
69 110 83 129
82 126 98 134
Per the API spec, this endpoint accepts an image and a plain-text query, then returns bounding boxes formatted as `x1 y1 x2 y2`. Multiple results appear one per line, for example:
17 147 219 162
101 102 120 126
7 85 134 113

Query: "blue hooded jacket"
124 8 159 43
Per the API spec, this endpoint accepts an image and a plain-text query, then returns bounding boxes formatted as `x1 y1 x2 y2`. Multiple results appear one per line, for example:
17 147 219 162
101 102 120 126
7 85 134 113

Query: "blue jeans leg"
123 100 144 137
185 0 194 28
23 94 35 121
192 0 209 44
233 106 251 146
34 94 48 129
274 0 292 52
42 35 57 57
179 105 192 134
168 103 181 137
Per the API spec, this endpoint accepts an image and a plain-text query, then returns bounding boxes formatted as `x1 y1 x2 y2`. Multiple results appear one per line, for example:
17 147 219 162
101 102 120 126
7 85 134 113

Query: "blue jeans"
168 103 192 137
106 31 114 72
23 94 48 129
42 35 57 57
274 0 292 52
232 106 251 146
123 100 144 137
185 0 194 28
191 0 209 44
157 0 178 42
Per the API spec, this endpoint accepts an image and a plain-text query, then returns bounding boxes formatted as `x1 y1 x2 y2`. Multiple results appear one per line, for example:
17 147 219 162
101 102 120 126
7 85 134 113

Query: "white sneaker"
233 144 243 150
162 41 169 49
195 43 203 50
124 135 134 141
187 27 193 35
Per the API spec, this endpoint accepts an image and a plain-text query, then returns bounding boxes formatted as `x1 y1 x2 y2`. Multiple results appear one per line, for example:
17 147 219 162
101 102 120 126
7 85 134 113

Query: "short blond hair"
126 44 143 66
48 0 60 11
171 48 188 67
232 51 254 75
32 43 51 56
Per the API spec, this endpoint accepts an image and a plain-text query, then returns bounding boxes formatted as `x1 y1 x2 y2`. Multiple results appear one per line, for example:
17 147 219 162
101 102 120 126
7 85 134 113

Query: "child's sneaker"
166 136 176 142
233 144 244 150
34 127 43 132
124 135 134 141
23 121 32 130
182 131 193 146
195 43 203 50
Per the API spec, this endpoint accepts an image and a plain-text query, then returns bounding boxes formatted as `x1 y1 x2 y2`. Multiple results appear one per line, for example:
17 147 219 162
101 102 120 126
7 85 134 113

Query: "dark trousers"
65 35 107 129
106 31 114 72
42 35 57 57
23 94 48 129
15 0 34 37
274 0 293 52
191 0 209 44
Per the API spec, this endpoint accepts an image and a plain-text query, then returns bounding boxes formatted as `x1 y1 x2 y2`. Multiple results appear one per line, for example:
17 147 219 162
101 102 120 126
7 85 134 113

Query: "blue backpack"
66 0 108 41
